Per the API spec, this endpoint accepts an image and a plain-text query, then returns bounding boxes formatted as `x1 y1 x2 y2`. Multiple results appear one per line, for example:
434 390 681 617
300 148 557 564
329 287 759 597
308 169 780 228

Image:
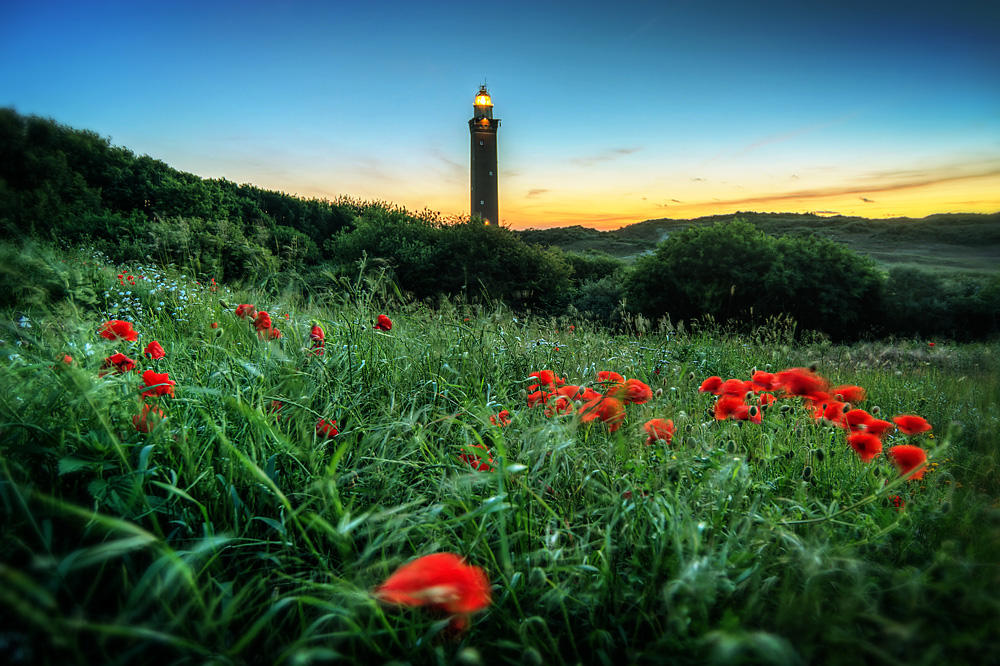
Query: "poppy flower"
133 403 165 433
751 371 779 392
211 322 219 329
261 327 282 340
316 418 338 438
99 320 138 342
643 418 675 446
557 385 601 402
847 432 883 462
888 444 928 480
714 395 746 421
253 311 272 332
832 385 866 404
144 340 166 360
374 314 393 331
489 410 511 427
268 400 284 421
101 352 137 374
889 494 906 512
732 404 762 424
776 367 829 399
526 390 547 408
758 393 777 409
140 370 176 398
596 371 625 386
892 415 932 436
543 394 574 418
62 354 73 365
459 443 495 471
235 304 256 319
843 409 874 432
699 376 724 394
528 370 565 391
719 378 754 397
374 552 491 619
613 378 653 405
579 396 625 432
864 419 895 438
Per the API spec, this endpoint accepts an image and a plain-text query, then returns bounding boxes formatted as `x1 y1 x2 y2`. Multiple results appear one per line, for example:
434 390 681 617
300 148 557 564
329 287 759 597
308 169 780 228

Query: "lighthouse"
469 85 500 225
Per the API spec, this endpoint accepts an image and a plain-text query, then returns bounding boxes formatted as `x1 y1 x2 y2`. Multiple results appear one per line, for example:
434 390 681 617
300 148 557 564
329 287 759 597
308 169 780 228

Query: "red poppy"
235 304 256 319
99 320 138 342
374 314 393 331
888 444 928 480
719 378 754 397
528 370 565 391
526 390 546 408
699 376 724 394
643 418 675 446
544 394 574 417
374 552 491 618
140 370 176 398
732 404 762 424
892 415 932 436
62 354 73 365
847 432 882 462
843 409 874 432
864 419 895 438
890 494 906 512
253 311 272 332
309 324 325 344
101 352 137 374
579 396 625 431
751 371 779 391
758 393 777 409
211 322 219 329
831 385 866 404
489 410 511 427
144 340 166 360
596 371 625 386
558 385 601 402
268 400 284 420
316 418 339 438
614 378 652 405
459 443 495 471
133 403 165 433
261 327 282 340
776 367 829 399
714 395 746 421
927 342 935 347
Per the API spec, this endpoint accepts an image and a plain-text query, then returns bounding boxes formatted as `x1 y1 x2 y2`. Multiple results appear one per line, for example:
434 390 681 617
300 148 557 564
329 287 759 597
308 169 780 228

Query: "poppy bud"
748 405 759 418
809 362 819 372
940 501 952 515
655 388 663 398
786 449 794 460
813 448 825 462
802 465 813 480
215 327 225 337
688 372 695 381
871 406 881 415
872 466 881 477
780 405 792 414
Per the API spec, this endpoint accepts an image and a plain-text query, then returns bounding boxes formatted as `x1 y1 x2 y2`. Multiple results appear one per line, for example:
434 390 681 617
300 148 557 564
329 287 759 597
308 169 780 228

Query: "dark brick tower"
469 86 500 224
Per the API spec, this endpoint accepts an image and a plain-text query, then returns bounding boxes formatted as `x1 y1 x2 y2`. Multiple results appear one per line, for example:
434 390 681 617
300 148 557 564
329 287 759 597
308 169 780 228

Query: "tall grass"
1 242 998 665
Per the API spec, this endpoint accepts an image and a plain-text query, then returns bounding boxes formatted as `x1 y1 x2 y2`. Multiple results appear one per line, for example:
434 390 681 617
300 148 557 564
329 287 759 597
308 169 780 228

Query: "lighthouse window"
489 171 493 176
480 200 485 205
479 140 484 145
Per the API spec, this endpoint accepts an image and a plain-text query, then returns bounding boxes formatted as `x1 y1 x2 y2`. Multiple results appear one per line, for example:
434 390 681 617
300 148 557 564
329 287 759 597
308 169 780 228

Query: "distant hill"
516 211 1000 273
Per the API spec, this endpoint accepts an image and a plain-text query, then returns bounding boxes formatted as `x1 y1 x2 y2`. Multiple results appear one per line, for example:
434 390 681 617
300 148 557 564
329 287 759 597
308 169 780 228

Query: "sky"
2 0 999 229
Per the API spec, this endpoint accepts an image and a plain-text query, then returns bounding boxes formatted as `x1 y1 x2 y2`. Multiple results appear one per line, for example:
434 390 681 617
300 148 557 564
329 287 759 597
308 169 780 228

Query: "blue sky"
3 0 998 228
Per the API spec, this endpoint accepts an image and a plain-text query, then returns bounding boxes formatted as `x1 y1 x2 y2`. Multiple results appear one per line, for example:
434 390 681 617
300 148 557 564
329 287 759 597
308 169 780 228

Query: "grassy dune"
1 243 999 665
519 212 1000 273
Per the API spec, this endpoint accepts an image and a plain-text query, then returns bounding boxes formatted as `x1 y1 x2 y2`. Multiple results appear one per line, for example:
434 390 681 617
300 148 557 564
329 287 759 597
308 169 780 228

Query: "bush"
624 219 885 339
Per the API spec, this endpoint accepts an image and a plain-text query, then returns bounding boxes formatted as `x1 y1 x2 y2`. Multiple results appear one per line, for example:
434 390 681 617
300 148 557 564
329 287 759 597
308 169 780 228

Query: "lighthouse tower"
469 86 500 225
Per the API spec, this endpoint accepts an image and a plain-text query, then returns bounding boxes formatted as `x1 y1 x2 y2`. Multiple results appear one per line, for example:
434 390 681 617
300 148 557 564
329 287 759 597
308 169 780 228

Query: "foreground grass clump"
1 243 999 665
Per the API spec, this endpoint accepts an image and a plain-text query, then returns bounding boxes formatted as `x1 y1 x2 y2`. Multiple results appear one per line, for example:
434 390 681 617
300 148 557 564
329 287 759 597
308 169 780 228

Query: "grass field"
1 242 999 665
518 212 1000 273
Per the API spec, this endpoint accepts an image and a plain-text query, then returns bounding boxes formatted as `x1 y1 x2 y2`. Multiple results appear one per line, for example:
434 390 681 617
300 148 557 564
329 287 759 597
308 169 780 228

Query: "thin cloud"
681 163 1000 211
733 112 861 158
572 147 642 167
860 197 875 203
526 188 548 198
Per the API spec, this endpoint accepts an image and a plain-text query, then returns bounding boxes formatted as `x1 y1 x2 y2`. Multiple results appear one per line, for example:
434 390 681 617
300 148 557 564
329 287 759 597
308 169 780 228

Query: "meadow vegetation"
1 242 998 665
